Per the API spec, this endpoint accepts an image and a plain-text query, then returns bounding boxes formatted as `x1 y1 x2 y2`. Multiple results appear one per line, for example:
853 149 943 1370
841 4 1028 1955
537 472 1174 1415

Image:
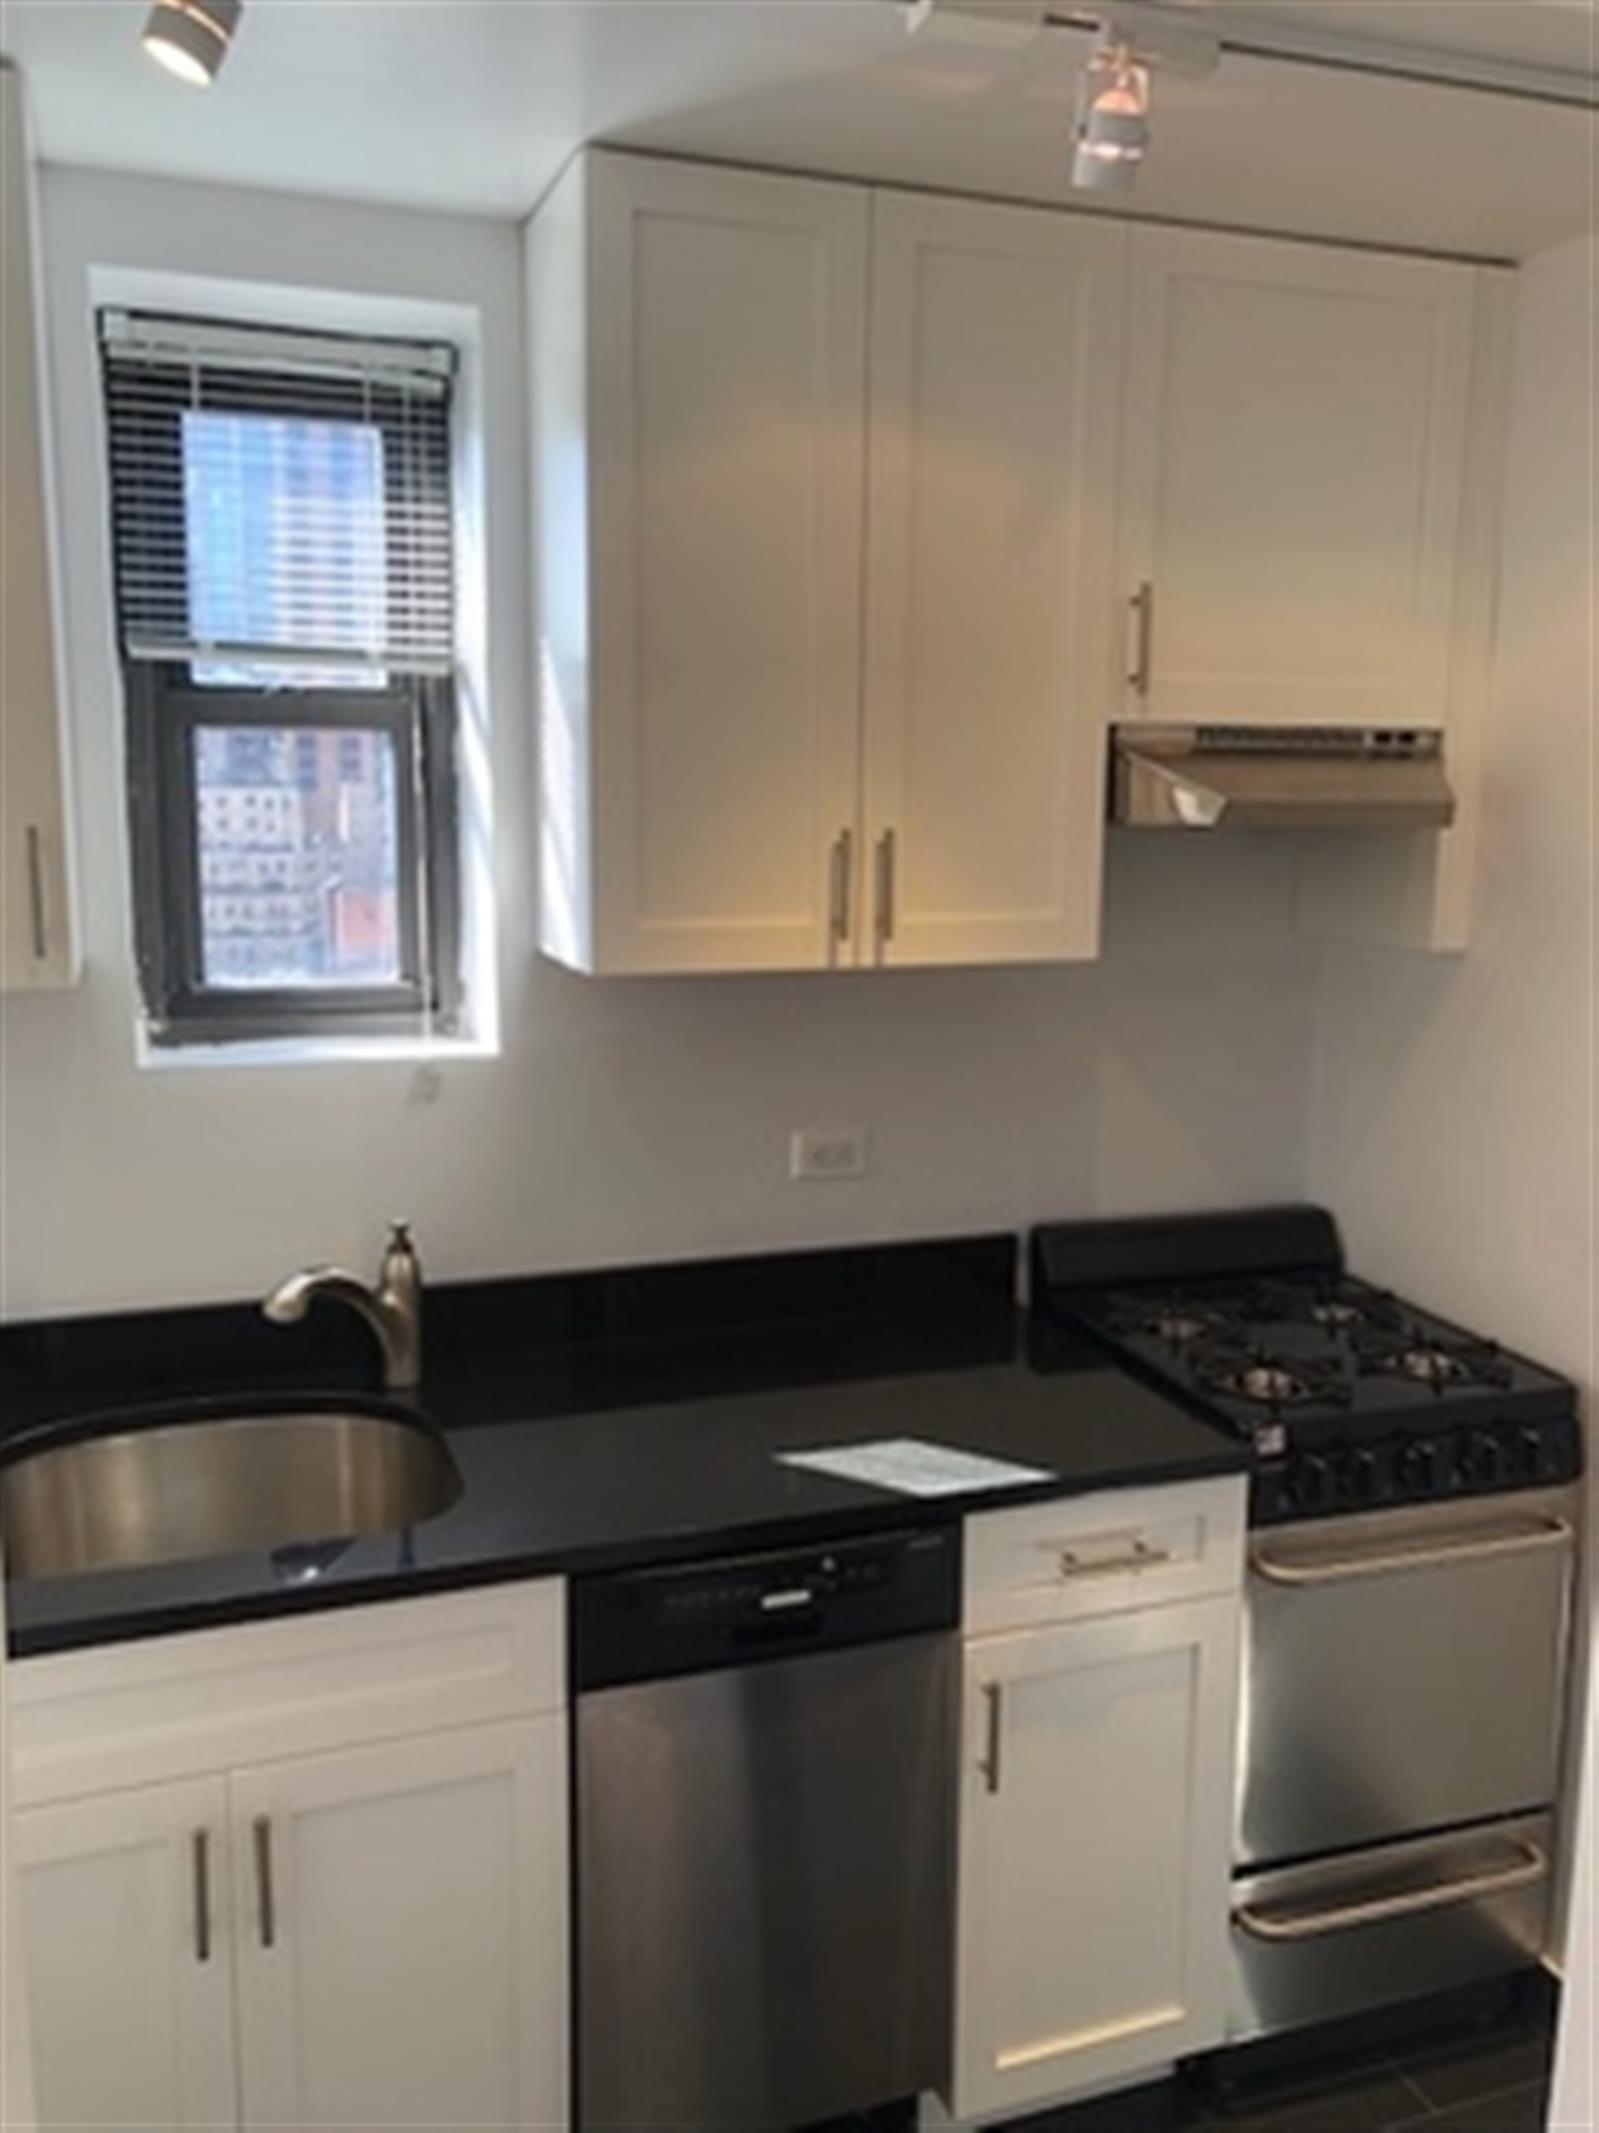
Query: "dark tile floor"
822 1991 1558 2133
960 1992 1560 2133
1185 2005 1557 2133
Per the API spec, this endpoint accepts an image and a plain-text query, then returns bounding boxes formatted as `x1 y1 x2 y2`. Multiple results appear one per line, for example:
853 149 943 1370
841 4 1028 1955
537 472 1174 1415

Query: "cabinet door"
1118 227 1477 731
231 1716 566 2131
0 66 75 990
863 193 1122 966
583 154 868 973
16 1778 237 2132
951 1598 1240 2121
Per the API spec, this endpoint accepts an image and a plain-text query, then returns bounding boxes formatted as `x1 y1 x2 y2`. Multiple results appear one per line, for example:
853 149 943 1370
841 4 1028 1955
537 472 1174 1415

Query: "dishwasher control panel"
573 1526 960 1690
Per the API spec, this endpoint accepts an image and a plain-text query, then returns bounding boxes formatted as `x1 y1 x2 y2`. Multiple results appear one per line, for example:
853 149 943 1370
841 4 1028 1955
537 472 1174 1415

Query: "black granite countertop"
2 1235 1246 1658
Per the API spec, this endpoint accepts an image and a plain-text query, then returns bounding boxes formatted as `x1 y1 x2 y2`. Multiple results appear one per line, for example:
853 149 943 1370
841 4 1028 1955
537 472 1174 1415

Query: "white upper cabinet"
532 151 868 974
862 193 1122 966
1117 226 1478 732
1 64 77 990
531 152 1504 975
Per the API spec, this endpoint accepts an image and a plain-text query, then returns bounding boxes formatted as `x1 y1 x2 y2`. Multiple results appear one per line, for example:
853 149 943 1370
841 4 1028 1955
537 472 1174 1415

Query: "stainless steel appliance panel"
1240 1491 1575 1868
1228 1812 1552 2044
577 1631 955 2130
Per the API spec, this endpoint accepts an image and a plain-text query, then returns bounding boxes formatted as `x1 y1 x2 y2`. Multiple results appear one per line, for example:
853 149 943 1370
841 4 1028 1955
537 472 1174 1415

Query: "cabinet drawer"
10 1579 565 1806
964 1477 1245 1634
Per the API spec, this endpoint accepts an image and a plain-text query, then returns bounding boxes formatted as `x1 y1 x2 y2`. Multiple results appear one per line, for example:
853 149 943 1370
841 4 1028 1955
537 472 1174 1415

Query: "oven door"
1229 1811 1552 2044
1239 1490 1575 1869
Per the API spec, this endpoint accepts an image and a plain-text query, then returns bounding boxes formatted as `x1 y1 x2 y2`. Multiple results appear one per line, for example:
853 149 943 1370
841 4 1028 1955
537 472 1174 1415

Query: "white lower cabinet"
13 1582 569 2132
17 1778 237 2133
233 1717 566 2131
942 1484 1245 2126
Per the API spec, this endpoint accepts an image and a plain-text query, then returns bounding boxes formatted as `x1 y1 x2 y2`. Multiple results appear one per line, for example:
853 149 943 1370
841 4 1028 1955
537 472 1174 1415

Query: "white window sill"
136 1030 499 1072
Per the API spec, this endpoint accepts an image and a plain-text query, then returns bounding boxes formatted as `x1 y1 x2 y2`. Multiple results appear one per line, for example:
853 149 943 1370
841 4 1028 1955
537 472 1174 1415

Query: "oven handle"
1252 1513 1573 1587
1236 1839 1548 1943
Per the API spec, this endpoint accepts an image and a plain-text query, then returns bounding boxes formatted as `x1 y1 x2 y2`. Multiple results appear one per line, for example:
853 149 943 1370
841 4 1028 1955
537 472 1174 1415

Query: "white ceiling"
3 0 1595 259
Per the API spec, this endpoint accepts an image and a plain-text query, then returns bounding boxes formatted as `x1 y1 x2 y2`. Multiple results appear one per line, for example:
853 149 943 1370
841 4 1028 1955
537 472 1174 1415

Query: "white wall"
1305 234 1596 2125
0 165 1317 1321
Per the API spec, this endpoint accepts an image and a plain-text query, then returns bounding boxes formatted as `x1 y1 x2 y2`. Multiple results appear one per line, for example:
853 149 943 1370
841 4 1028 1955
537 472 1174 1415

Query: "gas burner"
1395 1347 1469 1385
1351 1325 1513 1394
1190 1341 1353 1414
1099 1291 1232 1348
1230 1363 1310 1405
1254 1278 1403 1338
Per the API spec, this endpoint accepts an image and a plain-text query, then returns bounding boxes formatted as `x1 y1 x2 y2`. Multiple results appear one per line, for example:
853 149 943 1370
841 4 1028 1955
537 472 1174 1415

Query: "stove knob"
1513 1428 1553 1483
1396 1437 1444 1498
1291 1453 1335 1514
1459 1431 1507 1489
1342 1447 1381 1507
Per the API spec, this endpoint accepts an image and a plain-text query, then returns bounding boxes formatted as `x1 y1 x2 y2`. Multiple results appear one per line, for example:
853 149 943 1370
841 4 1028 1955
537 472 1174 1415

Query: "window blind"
100 311 456 676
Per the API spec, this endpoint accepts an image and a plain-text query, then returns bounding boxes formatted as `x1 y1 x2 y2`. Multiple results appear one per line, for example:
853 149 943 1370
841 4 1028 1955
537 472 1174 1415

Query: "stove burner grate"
1189 1340 1353 1415
1351 1325 1513 1395
1252 1277 1404 1338
1097 1291 1234 1348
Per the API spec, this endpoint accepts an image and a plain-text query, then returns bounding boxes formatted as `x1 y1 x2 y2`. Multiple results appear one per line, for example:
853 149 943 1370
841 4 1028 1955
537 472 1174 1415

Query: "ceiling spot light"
1071 39 1151 192
142 0 242 86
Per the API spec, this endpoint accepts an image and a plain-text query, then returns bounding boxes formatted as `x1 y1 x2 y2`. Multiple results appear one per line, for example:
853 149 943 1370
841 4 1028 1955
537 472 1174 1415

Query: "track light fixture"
142 0 242 86
1067 11 1217 193
1070 39 1151 191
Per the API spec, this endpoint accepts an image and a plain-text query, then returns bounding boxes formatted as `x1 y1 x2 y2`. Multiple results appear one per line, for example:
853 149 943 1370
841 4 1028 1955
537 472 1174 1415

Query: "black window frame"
126 664 462 1047
103 312 464 1048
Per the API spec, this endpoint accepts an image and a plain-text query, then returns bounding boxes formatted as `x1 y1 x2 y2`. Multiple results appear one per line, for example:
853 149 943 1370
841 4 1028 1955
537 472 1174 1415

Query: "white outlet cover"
790 1127 870 1182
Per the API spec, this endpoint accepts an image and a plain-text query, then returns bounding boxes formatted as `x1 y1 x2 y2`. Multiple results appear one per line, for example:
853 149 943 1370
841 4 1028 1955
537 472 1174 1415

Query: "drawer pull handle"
979 1682 1003 1795
1253 1514 1573 1587
253 1814 276 1949
1058 1538 1171 1580
1236 1839 1547 1943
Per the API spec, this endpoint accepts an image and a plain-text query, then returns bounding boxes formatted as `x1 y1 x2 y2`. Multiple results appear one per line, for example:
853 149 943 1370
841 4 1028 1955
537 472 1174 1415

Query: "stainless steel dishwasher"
573 1526 958 2131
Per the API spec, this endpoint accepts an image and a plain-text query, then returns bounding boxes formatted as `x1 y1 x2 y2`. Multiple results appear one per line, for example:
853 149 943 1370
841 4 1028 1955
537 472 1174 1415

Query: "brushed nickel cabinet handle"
1236 1839 1547 1943
979 1682 1003 1795
1058 1537 1172 1580
192 1829 211 1964
1128 582 1154 698
874 830 896 953
24 824 47 961
830 828 853 948
252 1814 276 1949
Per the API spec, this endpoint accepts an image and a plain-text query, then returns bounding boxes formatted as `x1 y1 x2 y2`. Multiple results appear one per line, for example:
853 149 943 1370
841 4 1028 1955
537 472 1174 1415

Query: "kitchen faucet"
263 1221 423 1393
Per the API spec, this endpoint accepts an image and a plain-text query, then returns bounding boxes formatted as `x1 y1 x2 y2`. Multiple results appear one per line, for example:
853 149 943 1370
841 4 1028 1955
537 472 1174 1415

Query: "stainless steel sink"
1 1401 463 1580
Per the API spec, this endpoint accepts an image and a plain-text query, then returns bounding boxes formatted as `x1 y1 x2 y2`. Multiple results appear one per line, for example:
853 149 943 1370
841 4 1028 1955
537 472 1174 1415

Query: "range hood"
1112 726 1456 832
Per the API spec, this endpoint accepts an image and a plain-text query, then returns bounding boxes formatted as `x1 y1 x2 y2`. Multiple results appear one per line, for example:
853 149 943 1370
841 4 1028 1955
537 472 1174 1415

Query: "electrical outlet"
790 1127 870 1183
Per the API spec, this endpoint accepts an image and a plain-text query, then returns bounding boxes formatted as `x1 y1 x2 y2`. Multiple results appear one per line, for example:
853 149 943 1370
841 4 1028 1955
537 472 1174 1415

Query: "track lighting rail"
1048 1 1599 111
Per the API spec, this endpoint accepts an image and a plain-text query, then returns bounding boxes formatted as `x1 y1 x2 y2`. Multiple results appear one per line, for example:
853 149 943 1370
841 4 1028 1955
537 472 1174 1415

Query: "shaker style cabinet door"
537 152 869 974
950 1597 1241 2121
0 65 76 991
1117 226 1478 731
862 193 1124 966
16 1778 238 2132
230 1717 567 2131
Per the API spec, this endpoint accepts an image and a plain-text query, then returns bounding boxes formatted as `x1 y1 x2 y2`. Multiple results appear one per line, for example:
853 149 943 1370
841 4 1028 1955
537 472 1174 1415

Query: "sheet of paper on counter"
777 1437 1056 1499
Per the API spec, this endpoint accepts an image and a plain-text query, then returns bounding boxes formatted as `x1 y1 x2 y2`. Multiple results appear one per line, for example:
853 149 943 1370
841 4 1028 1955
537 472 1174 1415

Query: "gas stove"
1031 1207 1580 1524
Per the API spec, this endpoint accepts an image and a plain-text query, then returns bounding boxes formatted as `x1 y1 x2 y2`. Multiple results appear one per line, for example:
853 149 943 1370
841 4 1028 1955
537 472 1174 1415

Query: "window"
100 311 461 1044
